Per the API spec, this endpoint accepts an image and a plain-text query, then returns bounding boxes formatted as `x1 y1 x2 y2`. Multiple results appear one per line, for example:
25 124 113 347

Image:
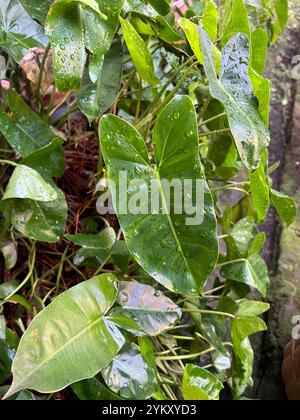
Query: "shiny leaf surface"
199 28 270 169
102 343 157 400
5 274 125 398
100 95 218 295
182 364 224 400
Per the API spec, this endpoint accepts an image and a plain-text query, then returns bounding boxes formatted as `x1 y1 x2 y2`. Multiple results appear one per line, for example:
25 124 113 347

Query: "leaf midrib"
12 315 107 392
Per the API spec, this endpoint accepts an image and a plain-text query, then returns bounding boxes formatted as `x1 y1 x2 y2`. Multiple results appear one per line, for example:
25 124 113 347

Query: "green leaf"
45 0 108 92
0 0 47 62
148 0 171 15
231 315 267 394
72 377 125 400
0 188 67 243
18 0 52 21
65 227 117 265
2 165 58 202
200 28 270 170
115 281 181 336
220 253 269 297
45 1 86 92
270 189 298 227
101 343 157 400
182 364 224 400
249 155 270 224
4 274 126 398
199 27 270 170
235 299 270 317
180 18 221 72
0 220 17 270
248 232 266 256
0 90 61 158
220 0 271 125
0 339 15 383
82 0 124 83
230 217 256 257
77 37 123 122
120 16 159 85
0 386 36 400
100 96 218 294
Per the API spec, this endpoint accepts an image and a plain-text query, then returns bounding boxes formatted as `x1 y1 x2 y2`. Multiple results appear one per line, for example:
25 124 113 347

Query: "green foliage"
0 0 292 401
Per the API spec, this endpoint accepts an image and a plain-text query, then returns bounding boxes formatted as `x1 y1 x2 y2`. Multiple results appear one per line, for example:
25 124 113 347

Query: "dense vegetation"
0 0 296 401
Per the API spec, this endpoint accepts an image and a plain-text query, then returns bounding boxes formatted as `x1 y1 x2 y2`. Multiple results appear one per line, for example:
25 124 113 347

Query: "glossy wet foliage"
0 0 295 402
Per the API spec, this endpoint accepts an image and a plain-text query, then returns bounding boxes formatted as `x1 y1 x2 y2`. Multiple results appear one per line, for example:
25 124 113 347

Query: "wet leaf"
220 253 269 297
182 364 224 400
100 96 218 295
230 216 256 257
0 90 62 158
102 343 157 400
65 227 116 265
78 37 123 122
72 377 125 400
18 0 51 22
115 281 182 336
2 165 58 202
0 0 48 62
4 274 126 398
231 305 268 395
199 28 270 170
120 17 159 85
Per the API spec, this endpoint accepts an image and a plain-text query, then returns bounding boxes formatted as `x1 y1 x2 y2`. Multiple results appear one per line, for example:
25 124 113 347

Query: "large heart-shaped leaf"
182 364 224 400
0 90 61 158
4 274 125 398
114 281 181 336
101 343 157 400
100 95 218 295
199 27 270 170
220 253 269 297
0 0 48 62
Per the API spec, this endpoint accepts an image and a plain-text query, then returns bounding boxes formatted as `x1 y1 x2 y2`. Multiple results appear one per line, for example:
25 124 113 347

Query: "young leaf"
99 96 218 295
0 0 48 62
120 17 159 85
220 253 270 297
101 343 157 400
114 281 182 336
182 364 224 400
270 189 298 227
4 274 125 398
199 28 270 170
2 165 58 202
180 19 221 72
